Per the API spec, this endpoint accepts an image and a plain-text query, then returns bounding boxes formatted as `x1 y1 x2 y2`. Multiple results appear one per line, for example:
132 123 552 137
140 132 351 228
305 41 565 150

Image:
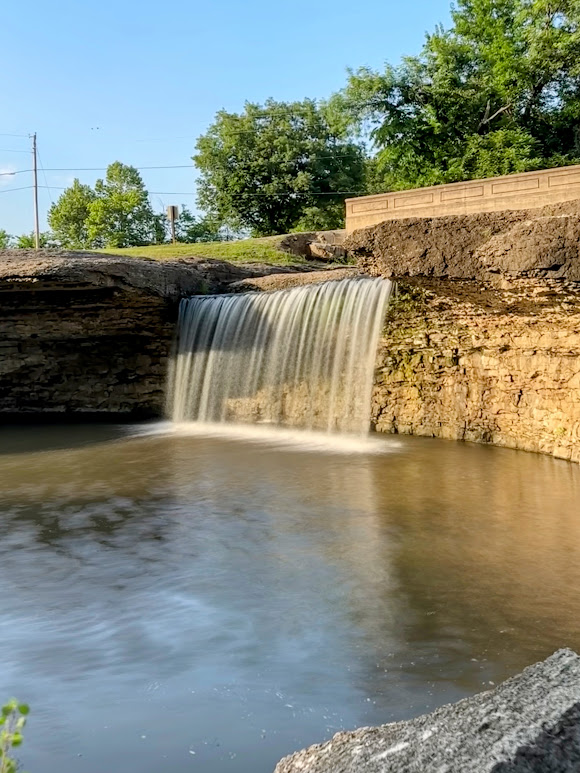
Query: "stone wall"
345 164 580 231
371 281 580 463
1 287 176 416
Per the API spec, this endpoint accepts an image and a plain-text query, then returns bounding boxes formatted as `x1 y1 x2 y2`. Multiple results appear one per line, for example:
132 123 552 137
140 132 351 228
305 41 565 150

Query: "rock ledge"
275 649 580 772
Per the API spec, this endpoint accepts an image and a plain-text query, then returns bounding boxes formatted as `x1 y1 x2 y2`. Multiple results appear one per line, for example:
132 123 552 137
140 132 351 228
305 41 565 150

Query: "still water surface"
1 424 579 772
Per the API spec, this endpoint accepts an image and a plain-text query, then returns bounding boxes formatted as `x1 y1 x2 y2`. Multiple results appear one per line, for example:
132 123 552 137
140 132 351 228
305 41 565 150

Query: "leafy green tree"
175 206 222 242
86 162 158 248
48 179 96 248
330 0 580 191
15 232 53 248
194 99 367 236
0 230 12 249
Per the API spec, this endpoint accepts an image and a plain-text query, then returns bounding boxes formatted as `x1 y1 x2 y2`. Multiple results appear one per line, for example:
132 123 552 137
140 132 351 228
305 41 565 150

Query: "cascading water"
168 277 392 435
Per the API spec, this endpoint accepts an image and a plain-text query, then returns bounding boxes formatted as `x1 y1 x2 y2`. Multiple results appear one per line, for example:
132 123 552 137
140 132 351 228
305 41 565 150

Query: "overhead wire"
6 153 363 177
0 186 33 194
37 185 364 197
37 150 54 206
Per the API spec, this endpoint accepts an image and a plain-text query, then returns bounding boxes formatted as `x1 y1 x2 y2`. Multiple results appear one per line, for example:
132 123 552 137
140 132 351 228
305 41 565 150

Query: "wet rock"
275 649 580 773
372 280 580 463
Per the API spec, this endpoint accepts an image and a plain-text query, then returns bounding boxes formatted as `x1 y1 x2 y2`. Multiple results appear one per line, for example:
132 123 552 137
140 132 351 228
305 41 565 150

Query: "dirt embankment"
346 200 580 284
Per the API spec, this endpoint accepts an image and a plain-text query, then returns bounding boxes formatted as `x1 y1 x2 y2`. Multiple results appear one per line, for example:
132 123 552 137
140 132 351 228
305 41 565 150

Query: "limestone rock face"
0 250 309 417
344 202 580 463
275 649 580 773
372 281 580 463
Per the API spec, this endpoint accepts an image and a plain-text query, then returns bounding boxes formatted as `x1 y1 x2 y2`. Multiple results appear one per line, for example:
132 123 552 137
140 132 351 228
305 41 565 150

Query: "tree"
86 162 158 248
329 0 580 191
48 179 96 248
15 232 53 248
193 99 367 236
175 206 222 242
0 229 12 249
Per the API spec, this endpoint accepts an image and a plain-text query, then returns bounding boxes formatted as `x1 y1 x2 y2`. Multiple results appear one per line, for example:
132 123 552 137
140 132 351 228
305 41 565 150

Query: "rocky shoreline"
275 649 580 772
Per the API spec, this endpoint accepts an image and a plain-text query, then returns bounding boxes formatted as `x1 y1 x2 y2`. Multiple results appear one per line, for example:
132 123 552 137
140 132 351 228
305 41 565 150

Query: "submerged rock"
275 649 580 772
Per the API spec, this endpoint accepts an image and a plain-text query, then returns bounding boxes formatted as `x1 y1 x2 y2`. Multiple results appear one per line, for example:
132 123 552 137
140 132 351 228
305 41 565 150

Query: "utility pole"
32 133 40 249
167 205 178 244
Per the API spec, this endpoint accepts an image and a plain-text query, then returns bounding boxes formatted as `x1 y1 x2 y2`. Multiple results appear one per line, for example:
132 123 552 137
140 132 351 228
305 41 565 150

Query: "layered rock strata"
344 202 580 463
0 251 311 417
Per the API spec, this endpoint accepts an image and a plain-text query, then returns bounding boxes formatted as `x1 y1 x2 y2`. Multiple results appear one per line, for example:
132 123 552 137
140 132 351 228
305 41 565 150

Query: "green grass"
98 237 306 265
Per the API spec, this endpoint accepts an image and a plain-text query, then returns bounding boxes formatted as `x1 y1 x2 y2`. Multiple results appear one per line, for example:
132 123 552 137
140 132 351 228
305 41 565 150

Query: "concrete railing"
345 164 580 231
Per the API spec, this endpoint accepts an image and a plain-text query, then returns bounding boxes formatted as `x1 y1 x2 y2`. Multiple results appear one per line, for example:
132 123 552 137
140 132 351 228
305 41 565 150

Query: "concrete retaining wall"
345 164 580 231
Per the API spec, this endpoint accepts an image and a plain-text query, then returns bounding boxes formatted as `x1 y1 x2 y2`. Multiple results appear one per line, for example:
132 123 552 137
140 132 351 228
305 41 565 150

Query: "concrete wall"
345 164 580 231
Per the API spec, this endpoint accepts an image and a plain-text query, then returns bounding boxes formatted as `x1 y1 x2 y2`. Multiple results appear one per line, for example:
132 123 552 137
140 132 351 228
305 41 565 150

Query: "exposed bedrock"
344 203 580 463
0 251 314 417
275 648 580 773
345 201 580 283
372 280 580 463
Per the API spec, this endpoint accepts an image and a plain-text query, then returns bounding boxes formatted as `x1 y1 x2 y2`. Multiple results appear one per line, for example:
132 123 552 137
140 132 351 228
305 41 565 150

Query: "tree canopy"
48 179 96 248
329 0 580 191
193 99 367 236
85 162 158 248
47 163 162 249
0 229 12 249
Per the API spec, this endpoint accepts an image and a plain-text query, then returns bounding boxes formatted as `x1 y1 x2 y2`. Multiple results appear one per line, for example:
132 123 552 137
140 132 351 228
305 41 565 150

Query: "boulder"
275 649 580 773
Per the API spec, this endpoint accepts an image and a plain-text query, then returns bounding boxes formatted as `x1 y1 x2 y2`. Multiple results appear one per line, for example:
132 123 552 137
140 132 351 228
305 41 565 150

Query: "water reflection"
0 426 579 772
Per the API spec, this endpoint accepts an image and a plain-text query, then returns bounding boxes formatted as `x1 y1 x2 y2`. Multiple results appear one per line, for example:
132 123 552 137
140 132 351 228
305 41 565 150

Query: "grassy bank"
99 237 306 265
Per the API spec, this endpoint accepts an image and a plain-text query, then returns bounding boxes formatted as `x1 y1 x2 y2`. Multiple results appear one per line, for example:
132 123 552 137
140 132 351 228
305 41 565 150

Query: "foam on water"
137 420 401 455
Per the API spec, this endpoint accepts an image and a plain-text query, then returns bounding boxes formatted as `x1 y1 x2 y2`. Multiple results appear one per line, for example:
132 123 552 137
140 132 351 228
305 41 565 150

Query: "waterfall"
168 277 392 435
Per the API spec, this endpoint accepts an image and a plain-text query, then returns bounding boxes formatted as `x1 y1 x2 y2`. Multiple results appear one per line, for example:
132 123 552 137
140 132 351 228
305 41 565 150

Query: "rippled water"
1 424 580 773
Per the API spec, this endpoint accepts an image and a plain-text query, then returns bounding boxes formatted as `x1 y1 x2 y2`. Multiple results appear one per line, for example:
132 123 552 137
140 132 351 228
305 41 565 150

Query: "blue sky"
0 0 451 235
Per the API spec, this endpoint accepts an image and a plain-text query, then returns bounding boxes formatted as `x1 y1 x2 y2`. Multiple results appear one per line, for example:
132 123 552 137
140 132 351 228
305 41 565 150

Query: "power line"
37 150 54 206
6 153 362 177
0 185 33 194
0 133 30 138
38 185 364 197
40 164 195 172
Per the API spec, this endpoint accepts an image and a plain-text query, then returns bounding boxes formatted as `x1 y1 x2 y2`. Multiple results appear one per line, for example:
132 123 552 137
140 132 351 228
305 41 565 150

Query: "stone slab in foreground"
275 649 580 772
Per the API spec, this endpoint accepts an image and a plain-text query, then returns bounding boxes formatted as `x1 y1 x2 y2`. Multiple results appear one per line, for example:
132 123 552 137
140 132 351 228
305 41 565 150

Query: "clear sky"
0 0 451 235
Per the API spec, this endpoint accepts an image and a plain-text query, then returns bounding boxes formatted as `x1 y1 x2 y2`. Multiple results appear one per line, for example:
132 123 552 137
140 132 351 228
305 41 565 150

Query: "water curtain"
168 278 392 434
